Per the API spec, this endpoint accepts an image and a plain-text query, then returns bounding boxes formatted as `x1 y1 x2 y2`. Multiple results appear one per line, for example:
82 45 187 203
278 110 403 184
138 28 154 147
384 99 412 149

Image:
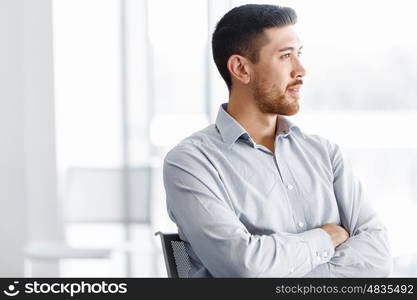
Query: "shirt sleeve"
305 143 393 277
163 144 335 277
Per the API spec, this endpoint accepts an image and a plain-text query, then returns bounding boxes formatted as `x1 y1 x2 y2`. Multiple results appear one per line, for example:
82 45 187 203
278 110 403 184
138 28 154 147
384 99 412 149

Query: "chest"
216 145 341 234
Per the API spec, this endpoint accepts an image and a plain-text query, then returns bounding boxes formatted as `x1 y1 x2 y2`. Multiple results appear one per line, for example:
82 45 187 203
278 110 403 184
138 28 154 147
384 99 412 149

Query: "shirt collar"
215 103 305 147
276 115 305 139
215 103 248 147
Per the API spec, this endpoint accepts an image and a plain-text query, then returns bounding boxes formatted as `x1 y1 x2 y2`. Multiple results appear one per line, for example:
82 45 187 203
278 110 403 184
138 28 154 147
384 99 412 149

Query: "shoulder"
294 128 345 171
302 131 349 174
297 128 337 153
164 124 222 170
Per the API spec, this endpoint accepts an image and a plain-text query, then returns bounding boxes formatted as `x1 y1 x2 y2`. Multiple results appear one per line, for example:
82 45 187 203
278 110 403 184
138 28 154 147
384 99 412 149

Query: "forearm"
304 229 393 277
329 229 393 277
172 204 336 277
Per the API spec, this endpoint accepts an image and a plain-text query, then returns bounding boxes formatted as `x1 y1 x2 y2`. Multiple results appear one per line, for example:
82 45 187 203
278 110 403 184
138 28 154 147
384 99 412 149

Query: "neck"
227 90 277 151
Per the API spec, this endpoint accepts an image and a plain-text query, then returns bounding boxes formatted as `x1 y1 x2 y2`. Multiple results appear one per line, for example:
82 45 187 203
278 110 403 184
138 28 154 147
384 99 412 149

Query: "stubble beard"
253 76 300 116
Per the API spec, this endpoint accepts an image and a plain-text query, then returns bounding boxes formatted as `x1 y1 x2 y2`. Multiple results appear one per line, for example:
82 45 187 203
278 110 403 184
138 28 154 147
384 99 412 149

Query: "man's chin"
279 101 300 116
279 108 299 116
281 95 300 115
254 94 300 115
260 104 300 115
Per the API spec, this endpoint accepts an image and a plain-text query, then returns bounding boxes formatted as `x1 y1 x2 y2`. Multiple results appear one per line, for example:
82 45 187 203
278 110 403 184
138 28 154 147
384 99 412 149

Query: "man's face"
250 25 305 115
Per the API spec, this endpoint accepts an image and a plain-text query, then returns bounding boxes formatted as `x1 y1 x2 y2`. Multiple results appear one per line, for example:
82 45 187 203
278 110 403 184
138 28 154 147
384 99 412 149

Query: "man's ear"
227 55 252 85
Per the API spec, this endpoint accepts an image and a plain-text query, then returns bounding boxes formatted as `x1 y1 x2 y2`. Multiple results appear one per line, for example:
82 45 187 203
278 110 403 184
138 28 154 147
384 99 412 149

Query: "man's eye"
281 53 291 59
297 51 303 57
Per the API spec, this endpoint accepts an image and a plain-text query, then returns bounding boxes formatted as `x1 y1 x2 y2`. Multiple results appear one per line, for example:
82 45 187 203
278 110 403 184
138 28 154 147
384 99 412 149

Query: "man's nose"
291 58 306 79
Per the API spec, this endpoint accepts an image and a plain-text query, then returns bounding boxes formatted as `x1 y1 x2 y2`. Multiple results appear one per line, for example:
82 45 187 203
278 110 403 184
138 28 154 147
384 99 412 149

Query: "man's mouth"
287 85 301 97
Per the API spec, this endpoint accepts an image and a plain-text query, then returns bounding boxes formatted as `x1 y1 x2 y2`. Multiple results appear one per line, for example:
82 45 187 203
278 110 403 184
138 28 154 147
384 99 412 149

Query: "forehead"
262 25 301 51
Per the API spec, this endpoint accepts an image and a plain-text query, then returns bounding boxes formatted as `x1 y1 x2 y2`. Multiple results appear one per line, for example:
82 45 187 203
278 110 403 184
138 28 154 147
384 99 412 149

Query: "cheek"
271 73 288 92
268 65 289 89
256 62 288 90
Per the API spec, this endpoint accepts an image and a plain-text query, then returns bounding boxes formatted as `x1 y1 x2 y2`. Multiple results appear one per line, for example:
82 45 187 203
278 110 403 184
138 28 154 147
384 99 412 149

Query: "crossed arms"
163 143 393 277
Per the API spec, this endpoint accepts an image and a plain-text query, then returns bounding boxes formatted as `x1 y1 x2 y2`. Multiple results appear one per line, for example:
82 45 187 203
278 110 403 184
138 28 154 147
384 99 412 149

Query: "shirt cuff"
298 228 335 269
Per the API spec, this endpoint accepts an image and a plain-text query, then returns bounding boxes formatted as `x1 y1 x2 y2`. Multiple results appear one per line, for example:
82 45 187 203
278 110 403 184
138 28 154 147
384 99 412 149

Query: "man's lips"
287 84 302 97
287 84 302 92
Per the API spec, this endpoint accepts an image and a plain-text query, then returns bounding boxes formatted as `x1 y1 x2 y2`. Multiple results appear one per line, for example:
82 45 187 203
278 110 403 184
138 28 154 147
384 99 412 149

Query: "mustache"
287 79 303 88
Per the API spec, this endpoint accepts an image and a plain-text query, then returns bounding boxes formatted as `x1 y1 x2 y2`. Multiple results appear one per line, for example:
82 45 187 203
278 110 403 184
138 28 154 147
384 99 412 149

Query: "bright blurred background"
1 0 416 277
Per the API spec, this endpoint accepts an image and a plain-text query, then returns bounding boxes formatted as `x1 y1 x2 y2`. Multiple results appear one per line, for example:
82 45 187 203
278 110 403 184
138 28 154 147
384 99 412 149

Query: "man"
163 4 393 277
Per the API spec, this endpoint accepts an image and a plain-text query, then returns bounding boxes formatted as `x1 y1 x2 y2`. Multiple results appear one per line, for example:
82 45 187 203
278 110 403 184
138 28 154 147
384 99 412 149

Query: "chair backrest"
155 232 191 278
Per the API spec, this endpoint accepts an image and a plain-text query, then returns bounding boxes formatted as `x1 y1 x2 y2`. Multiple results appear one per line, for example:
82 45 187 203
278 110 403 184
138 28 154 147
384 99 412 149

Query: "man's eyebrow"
278 45 303 52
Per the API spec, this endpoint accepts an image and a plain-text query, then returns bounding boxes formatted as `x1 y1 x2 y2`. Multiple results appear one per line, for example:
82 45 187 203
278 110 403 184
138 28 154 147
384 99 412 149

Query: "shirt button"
298 221 304 228
287 184 293 190
323 250 328 258
290 267 295 273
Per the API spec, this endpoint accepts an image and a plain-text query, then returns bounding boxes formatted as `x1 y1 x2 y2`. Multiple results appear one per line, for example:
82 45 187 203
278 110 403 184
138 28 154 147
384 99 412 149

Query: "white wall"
0 0 26 277
0 0 62 276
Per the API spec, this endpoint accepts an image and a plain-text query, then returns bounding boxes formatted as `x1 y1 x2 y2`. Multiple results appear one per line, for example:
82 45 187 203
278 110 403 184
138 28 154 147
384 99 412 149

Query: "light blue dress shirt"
163 103 393 277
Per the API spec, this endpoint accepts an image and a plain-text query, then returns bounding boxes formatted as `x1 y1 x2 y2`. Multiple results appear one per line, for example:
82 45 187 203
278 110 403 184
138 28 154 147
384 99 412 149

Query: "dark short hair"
212 4 297 92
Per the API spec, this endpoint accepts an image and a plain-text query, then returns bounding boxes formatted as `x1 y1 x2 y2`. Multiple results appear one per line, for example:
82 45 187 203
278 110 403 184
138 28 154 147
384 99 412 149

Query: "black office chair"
155 232 192 278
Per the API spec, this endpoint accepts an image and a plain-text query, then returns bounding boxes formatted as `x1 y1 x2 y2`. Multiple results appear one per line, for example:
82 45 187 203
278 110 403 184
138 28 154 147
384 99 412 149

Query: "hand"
320 223 350 248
